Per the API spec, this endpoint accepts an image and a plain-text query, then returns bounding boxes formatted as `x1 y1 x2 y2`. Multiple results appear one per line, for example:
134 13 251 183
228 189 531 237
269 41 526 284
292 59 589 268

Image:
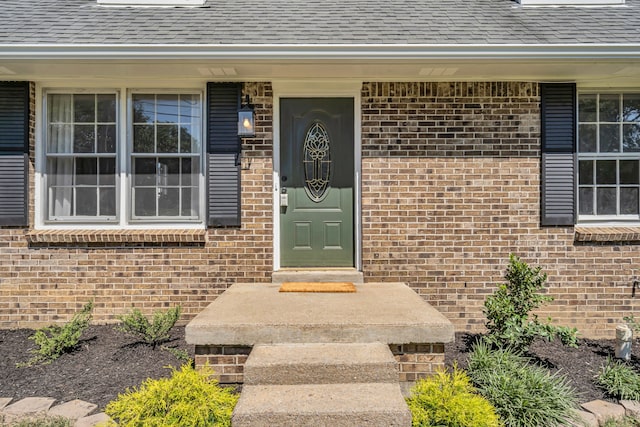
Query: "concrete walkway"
0 397 111 426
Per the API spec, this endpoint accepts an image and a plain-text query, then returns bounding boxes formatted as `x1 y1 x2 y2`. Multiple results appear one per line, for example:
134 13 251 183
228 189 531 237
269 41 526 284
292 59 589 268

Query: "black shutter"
540 83 576 226
207 82 241 227
0 82 29 226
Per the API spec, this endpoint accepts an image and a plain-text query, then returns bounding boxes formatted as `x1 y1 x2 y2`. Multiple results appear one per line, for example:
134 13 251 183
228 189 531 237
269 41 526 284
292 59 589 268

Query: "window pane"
133 125 154 153
76 187 97 216
599 124 620 152
99 157 116 186
579 187 594 215
50 186 73 217
74 94 95 123
133 95 155 123
97 94 116 122
47 158 73 187
579 94 597 122
620 160 639 185
74 125 95 153
97 124 116 153
181 189 199 217
596 160 616 184
48 94 72 123
621 187 639 215
623 94 640 122
157 124 179 153
624 124 640 152
160 158 180 186
47 124 72 153
596 187 617 215
133 158 157 186
156 95 179 123
99 188 116 216
180 125 199 153
134 188 156 216
75 158 97 185
158 188 179 216
600 94 620 122
181 158 198 186
579 160 594 185
578 124 597 152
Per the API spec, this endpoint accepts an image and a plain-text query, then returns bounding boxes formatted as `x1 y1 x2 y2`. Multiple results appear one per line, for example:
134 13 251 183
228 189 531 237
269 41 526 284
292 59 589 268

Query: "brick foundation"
194 345 252 384
389 344 446 382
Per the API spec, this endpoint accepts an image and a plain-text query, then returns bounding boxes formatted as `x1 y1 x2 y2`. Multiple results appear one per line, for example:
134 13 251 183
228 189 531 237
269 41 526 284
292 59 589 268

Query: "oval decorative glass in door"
303 122 331 202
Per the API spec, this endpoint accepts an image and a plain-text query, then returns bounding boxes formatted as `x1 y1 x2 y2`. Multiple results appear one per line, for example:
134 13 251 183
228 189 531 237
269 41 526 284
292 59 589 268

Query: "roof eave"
1 43 640 60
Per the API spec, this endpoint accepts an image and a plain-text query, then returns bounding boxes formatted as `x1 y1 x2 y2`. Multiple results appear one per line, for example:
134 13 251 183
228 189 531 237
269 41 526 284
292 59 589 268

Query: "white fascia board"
1 44 640 60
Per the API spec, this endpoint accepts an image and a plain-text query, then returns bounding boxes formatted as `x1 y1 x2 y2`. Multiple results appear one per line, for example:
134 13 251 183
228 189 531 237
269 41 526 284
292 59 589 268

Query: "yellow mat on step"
279 282 357 293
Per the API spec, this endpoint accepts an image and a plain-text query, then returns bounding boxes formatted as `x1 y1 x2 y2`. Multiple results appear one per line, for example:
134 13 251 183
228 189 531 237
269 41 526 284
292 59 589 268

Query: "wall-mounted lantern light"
238 94 255 137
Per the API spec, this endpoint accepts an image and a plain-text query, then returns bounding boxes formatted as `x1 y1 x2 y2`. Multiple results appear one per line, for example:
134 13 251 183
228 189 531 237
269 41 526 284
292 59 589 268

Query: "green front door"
280 98 354 267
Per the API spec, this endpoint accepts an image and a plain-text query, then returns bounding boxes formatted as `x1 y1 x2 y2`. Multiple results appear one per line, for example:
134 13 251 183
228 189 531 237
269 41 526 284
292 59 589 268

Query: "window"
578 93 640 221
44 90 203 225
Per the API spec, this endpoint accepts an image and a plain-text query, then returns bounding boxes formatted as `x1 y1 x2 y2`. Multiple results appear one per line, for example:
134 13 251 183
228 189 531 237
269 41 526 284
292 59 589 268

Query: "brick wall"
0 82 274 328
361 81 640 338
2 80 640 339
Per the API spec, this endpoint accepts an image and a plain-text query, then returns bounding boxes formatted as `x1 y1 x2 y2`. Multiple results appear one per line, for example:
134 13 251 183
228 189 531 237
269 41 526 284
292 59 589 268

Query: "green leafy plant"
17 300 93 367
467 341 578 427
624 314 640 334
115 305 181 347
104 363 238 427
483 254 578 352
406 364 502 427
595 357 640 400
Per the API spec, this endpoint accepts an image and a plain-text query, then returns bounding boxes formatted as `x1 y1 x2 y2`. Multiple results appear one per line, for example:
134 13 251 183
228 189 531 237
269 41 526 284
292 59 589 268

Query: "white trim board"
272 81 362 272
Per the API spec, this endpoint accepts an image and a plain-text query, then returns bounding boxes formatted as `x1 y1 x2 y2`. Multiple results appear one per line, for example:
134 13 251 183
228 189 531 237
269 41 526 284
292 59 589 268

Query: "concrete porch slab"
186 282 454 346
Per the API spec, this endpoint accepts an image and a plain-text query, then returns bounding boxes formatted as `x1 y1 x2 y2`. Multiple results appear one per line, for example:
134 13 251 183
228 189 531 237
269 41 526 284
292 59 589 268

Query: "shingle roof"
1 0 639 45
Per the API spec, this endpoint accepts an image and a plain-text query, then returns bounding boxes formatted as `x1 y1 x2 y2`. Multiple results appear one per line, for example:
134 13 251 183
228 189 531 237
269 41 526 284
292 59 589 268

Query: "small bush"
467 341 578 427
406 365 502 427
483 254 578 352
595 357 640 400
115 305 181 347
105 363 238 427
602 416 640 427
18 300 93 367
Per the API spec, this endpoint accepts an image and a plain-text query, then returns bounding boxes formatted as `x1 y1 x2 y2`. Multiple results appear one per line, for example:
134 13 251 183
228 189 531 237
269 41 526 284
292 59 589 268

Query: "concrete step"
271 269 364 284
231 383 411 427
244 342 398 385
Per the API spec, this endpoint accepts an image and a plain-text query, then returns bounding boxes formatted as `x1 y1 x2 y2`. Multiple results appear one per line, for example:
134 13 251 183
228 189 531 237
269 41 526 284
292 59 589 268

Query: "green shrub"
467 341 578 427
483 254 578 352
406 365 502 427
115 305 181 347
104 363 238 427
595 357 640 400
18 300 93 367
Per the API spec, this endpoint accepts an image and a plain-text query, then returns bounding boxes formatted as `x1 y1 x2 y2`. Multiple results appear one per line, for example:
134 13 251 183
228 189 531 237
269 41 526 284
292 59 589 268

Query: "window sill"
574 226 640 243
26 229 206 245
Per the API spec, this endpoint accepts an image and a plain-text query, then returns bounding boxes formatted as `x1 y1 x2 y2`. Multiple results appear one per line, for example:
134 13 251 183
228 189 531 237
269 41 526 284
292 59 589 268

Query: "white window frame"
577 90 640 224
39 87 206 229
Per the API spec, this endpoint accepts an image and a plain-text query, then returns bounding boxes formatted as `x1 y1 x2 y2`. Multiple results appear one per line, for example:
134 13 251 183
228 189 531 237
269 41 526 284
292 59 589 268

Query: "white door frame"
272 80 362 271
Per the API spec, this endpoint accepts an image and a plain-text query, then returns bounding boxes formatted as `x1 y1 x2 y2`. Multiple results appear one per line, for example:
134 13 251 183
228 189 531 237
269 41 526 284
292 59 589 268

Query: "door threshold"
272 268 363 284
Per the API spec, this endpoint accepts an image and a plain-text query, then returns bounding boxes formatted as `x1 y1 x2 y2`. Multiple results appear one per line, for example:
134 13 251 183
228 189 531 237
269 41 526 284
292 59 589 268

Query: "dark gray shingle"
1 0 639 45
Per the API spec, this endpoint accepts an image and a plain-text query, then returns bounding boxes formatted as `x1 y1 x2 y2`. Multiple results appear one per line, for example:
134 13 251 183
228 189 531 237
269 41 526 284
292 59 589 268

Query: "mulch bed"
1 326 638 411
0 325 193 410
446 332 640 404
